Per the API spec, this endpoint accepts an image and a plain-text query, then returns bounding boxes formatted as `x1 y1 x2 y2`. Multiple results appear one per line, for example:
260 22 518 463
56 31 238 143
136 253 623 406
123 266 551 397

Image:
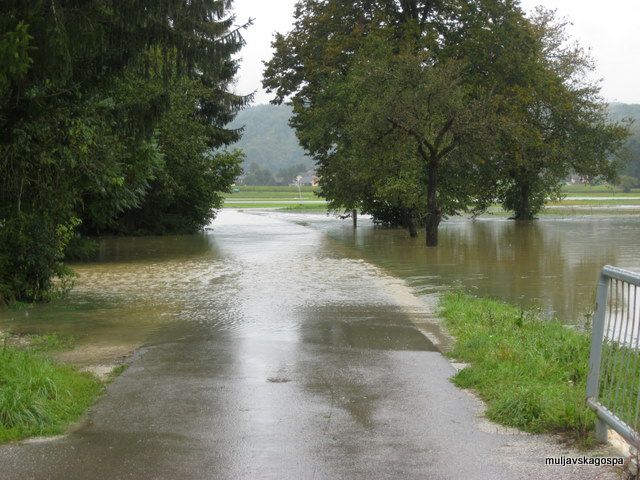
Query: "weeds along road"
0 210 621 479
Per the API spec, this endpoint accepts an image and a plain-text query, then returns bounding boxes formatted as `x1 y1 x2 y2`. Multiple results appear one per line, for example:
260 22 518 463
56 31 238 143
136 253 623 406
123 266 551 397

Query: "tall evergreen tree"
0 1 249 302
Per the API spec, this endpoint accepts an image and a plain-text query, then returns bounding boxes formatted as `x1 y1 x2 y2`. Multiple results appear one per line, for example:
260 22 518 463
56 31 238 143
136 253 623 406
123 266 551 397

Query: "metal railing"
587 265 640 446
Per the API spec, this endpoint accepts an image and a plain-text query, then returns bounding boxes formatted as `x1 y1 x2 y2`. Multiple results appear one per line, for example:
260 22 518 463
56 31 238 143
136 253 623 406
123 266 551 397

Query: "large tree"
344 34 495 245
264 0 628 237
0 1 248 302
453 5 628 219
87 4 251 235
263 0 450 229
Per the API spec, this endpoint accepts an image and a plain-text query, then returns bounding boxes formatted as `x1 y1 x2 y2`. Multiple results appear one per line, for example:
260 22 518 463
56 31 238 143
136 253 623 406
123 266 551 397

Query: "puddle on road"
299 305 436 351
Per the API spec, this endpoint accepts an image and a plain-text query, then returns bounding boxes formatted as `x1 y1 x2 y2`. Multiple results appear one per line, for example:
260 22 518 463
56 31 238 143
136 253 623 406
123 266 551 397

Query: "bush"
0 214 77 303
618 175 639 193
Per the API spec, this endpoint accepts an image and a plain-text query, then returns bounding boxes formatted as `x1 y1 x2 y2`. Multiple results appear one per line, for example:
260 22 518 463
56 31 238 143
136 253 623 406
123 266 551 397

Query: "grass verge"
0 335 103 443
440 292 596 444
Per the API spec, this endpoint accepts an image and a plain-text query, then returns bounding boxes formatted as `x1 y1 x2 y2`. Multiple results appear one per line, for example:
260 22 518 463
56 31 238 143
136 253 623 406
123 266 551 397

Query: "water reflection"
291 214 640 323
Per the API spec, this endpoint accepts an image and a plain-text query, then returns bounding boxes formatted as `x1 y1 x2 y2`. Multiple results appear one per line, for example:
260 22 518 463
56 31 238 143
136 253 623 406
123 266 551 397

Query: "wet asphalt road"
0 211 621 479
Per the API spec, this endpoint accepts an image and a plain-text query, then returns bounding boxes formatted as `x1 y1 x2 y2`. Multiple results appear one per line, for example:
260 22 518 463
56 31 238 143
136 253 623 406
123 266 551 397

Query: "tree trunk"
407 217 418 238
352 209 357 229
425 159 441 247
514 181 533 220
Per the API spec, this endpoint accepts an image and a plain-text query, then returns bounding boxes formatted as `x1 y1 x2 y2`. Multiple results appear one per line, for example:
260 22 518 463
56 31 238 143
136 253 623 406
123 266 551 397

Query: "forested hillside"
233 103 640 187
609 103 640 180
230 104 314 173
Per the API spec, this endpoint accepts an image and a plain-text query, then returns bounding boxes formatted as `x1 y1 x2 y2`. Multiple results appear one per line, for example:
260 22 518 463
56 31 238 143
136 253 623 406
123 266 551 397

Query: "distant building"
295 170 320 187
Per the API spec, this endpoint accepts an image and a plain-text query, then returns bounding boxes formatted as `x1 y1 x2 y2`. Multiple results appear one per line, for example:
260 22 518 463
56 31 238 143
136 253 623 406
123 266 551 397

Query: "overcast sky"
232 0 640 105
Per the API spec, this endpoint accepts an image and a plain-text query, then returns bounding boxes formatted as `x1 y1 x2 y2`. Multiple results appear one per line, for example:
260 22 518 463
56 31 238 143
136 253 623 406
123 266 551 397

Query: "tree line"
241 162 311 187
263 0 630 246
0 1 248 303
609 103 640 190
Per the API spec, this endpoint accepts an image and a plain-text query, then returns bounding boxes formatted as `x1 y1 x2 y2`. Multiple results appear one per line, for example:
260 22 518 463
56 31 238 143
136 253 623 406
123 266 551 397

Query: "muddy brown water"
0 210 630 479
0 211 639 364
284 212 640 324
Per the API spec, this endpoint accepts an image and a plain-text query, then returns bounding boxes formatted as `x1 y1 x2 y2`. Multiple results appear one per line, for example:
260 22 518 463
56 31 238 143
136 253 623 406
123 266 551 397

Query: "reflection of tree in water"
342 218 634 323
95 233 215 263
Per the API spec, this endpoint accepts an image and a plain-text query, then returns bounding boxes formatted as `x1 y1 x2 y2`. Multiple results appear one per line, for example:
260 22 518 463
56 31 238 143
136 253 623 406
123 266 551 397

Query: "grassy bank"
440 292 596 444
0 334 103 443
223 186 640 215
562 184 640 196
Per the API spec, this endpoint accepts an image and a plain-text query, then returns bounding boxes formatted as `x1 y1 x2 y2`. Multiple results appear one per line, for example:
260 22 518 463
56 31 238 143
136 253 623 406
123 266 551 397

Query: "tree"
608 103 640 183
0 1 167 301
344 35 494 246
459 6 629 219
91 1 251 235
0 1 249 302
241 162 276 186
263 0 446 226
109 77 244 235
264 0 629 234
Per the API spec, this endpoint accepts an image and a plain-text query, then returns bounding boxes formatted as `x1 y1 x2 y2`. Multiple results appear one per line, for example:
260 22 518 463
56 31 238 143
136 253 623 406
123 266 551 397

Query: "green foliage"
344 33 495 244
0 21 31 95
243 162 278 186
441 292 596 443
107 77 244 235
617 175 639 193
453 6 628 220
0 215 78 303
264 0 393 214
264 0 628 237
609 103 640 181
0 347 102 443
1 1 250 300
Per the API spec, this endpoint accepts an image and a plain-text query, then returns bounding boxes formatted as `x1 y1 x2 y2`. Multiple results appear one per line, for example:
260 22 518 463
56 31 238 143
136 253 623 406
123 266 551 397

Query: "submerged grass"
441 292 596 444
0 337 102 443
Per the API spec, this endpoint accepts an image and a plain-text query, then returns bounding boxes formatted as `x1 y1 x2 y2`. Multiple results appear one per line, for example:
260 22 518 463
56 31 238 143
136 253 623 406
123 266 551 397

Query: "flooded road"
0 211 624 479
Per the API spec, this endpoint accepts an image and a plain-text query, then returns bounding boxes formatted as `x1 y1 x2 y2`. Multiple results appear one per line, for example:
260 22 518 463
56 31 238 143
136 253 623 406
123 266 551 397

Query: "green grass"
224 184 640 212
562 184 640 195
107 364 129 382
225 185 320 201
0 346 103 443
440 292 596 444
23 333 77 352
231 185 318 192
549 199 640 206
227 202 327 209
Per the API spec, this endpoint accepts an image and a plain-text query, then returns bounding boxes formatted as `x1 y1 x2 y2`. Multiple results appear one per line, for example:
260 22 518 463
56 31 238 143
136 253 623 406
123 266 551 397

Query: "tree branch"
386 116 437 158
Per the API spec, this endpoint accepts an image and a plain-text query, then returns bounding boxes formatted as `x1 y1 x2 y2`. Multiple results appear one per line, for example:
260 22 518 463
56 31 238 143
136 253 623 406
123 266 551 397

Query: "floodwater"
0 210 621 479
1 212 639 363
283 213 640 324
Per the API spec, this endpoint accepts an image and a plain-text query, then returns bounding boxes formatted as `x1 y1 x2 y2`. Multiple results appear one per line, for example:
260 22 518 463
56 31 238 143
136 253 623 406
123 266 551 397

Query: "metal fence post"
587 271 610 443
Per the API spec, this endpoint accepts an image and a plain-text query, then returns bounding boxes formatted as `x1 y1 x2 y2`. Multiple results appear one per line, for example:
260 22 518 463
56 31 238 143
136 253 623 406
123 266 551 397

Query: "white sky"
232 0 640 105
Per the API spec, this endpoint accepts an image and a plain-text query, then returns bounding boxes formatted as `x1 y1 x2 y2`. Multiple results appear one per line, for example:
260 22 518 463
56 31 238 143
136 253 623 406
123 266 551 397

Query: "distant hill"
609 103 640 123
229 104 314 173
609 103 640 180
228 103 640 181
